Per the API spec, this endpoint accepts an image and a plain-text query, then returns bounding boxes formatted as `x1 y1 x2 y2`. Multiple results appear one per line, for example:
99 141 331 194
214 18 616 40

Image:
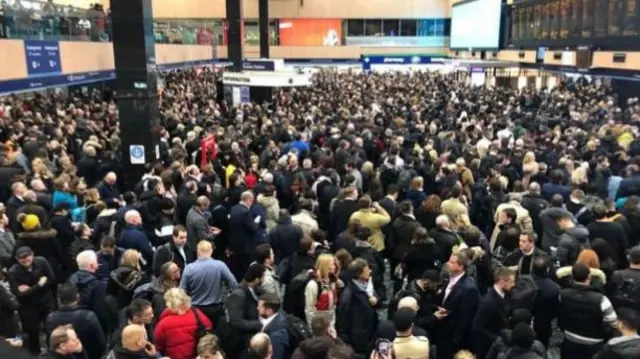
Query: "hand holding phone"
375 339 391 358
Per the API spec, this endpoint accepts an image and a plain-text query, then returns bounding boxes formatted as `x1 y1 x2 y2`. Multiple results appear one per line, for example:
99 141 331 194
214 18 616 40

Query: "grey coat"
0 231 15 266
186 207 216 247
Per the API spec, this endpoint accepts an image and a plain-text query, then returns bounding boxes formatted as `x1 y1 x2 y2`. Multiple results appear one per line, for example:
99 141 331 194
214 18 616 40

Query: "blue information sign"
24 40 62 76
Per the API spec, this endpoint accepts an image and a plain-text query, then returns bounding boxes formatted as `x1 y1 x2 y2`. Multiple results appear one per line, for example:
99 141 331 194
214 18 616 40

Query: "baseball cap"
15 246 33 259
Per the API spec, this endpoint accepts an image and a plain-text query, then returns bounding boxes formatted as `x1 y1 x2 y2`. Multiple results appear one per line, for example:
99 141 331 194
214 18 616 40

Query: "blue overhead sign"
242 60 276 71
361 55 438 71
24 40 62 76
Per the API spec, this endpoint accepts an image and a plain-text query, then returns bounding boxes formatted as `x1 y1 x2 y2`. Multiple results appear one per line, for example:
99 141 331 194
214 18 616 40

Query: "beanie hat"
18 214 40 231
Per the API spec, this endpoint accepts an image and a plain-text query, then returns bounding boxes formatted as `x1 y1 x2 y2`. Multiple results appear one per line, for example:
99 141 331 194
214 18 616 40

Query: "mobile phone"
376 339 391 356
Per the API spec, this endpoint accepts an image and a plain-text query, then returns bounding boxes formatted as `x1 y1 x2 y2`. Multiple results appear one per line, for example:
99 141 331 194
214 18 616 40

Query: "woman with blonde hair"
521 151 539 186
107 249 149 308
196 334 225 359
556 248 607 291
31 157 54 190
155 288 212 359
361 161 376 194
406 176 427 209
304 253 338 327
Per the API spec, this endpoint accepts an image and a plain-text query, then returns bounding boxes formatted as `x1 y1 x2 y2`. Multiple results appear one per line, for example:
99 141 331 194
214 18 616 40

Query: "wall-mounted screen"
450 0 502 49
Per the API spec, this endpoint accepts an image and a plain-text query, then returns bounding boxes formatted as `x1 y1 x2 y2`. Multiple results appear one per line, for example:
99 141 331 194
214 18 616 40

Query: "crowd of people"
0 68 639 359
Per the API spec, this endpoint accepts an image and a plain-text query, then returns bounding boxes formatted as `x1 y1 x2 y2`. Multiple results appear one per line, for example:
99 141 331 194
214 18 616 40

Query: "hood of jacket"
257 194 278 209
565 225 590 241
70 270 97 286
149 275 171 294
16 228 57 240
110 266 143 291
604 336 640 357
298 336 337 359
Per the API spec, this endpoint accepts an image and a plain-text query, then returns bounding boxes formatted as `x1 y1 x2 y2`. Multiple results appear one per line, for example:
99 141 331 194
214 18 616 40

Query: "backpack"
398 167 417 190
283 271 320 321
509 274 539 311
71 207 87 223
152 242 173 272
191 308 211 357
613 276 640 311
285 314 312 351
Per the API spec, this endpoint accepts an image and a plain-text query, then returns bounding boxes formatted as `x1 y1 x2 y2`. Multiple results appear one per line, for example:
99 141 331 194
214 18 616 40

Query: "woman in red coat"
154 288 213 359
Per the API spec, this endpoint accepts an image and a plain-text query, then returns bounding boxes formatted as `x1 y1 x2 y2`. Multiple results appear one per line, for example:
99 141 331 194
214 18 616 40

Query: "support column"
110 0 160 190
258 0 269 58
226 0 244 70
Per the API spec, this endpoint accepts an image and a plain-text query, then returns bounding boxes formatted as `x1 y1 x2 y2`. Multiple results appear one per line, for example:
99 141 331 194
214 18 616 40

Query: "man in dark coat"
258 293 290 359
175 181 198 226
336 258 379 356
7 247 56 354
45 283 106 359
67 249 110 333
228 192 259 280
521 183 549 238
151 225 195 278
269 210 304 264
472 267 515 359
227 264 265 359
434 251 480 359
328 186 359 242
531 256 560 347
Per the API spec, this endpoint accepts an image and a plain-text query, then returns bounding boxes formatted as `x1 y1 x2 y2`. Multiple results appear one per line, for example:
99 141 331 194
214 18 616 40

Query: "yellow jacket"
349 207 391 252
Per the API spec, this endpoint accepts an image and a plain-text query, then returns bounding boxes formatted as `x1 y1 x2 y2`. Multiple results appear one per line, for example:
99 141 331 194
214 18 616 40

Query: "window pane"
433 19 444 36
347 19 365 36
365 19 383 36
399 20 417 36
382 19 399 36
444 19 451 37
244 21 259 45
417 19 436 36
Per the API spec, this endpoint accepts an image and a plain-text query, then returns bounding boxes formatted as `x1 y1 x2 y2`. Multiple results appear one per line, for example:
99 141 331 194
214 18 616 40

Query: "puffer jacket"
107 265 148 309
595 336 640 359
154 308 212 359
257 194 280 231
486 328 546 359
15 229 66 280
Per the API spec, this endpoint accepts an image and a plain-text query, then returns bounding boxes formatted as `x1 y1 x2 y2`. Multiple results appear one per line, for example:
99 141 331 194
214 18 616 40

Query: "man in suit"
152 225 195 278
434 251 480 359
472 267 516 358
531 256 560 347
229 191 259 281
257 293 290 359
328 185 359 242
227 264 265 359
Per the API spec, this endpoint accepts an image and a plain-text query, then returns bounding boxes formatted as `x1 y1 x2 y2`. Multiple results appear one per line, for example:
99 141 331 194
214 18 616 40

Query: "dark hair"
398 200 413 215
509 308 533 328
172 225 187 237
413 227 429 243
503 208 518 223
327 345 355 359
126 299 152 320
244 263 266 282
590 238 613 262
591 203 608 220
100 235 116 248
420 269 440 282
550 194 564 207
387 184 399 195
617 308 640 331
493 267 515 284
258 293 281 312
348 258 369 278
628 245 640 265
572 263 591 282
451 251 471 270
299 237 314 253
57 282 78 306
358 195 372 210
310 315 331 337
511 322 535 349
253 243 273 265
532 256 550 277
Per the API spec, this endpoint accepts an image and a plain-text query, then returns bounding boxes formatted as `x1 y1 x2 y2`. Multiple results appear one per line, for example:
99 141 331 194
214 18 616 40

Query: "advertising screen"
279 19 343 46
450 0 502 49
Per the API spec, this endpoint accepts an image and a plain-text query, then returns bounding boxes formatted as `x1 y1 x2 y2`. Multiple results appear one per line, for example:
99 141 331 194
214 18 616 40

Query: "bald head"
197 240 213 257
121 324 146 351
249 333 271 359
528 182 541 195
30 179 46 192
24 190 37 202
397 296 419 311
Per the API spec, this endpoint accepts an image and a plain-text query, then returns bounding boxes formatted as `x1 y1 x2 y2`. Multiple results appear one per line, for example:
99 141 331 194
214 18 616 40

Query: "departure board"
608 0 622 35
581 0 594 38
549 0 560 38
512 7 520 41
526 5 535 39
594 0 608 36
622 0 638 36
541 2 550 38
534 4 543 39
560 0 571 38
570 0 582 37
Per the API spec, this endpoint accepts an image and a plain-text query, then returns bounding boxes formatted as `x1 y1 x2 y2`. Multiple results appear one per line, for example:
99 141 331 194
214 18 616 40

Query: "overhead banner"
279 19 343 46
24 40 61 76
361 55 435 71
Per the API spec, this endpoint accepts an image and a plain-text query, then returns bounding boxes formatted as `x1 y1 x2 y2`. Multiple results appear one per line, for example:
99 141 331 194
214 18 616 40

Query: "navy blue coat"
119 225 153 264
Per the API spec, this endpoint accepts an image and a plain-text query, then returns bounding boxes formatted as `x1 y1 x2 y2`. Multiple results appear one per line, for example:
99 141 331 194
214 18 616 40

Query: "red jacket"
154 308 213 359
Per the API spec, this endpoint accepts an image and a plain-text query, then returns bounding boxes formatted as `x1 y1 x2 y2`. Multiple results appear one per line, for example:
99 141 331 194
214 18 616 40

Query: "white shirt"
177 245 186 262
444 272 464 302
260 313 277 330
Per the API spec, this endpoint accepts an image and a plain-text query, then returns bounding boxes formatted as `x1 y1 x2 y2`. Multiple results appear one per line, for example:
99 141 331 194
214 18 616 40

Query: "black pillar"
258 0 269 58
110 0 160 190
226 0 243 70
